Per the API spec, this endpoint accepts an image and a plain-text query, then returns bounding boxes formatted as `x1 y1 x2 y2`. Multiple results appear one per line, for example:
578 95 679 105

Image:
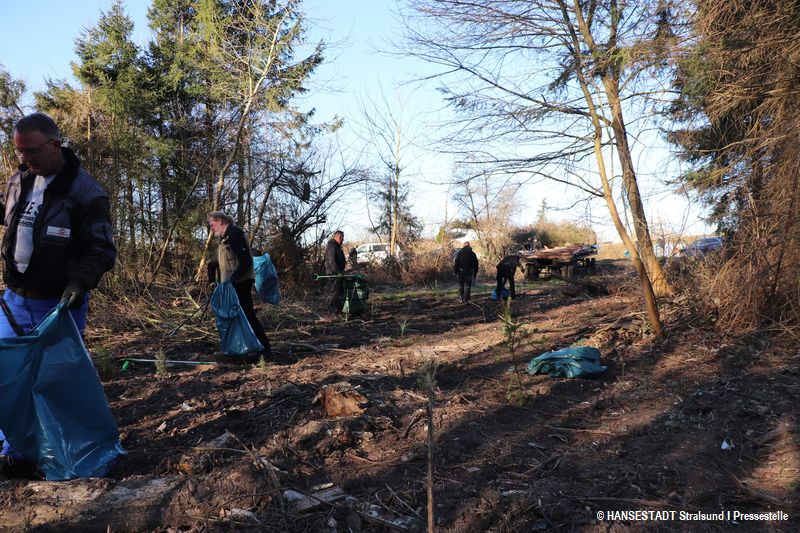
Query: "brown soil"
1 261 798 532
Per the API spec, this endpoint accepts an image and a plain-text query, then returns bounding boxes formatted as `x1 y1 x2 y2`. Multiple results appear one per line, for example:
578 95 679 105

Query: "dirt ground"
1 260 798 532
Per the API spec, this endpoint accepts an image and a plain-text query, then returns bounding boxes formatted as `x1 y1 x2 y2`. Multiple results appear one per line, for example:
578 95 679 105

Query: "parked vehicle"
520 243 598 279
354 242 403 264
677 236 725 258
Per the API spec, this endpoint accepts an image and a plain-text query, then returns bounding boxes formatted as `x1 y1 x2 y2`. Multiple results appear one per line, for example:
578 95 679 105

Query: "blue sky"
0 0 454 239
0 0 711 242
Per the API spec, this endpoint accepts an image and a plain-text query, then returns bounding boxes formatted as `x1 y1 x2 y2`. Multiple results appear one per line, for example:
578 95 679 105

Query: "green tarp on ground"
527 346 607 378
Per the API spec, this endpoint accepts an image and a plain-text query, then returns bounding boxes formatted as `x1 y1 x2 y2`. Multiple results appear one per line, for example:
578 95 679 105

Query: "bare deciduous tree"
357 87 420 254
453 163 518 261
402 0 684 334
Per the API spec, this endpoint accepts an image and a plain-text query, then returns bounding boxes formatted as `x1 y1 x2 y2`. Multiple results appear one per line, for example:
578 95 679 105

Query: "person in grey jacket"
453 242 479 303
207 211 270 356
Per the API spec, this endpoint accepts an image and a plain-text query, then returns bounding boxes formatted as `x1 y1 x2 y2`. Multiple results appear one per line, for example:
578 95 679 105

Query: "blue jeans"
0 289 88 338
0 289 89 458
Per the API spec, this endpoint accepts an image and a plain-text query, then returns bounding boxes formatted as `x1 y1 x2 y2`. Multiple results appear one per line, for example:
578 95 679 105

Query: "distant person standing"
325 230 346 313
496 254 523 300
453 242 479 303
207 211 271 356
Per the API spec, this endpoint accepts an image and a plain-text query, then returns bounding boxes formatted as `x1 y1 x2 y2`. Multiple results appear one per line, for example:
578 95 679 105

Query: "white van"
355 242 403 264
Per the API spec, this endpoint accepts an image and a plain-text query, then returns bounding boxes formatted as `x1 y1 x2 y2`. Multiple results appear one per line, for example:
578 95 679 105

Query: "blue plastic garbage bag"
253 253 280 305
526 346 607 378
0 303 125 480
490 288 510 300
211 281 263 356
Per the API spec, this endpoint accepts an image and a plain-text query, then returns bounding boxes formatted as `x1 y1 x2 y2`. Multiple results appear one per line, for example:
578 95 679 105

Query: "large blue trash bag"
526 346 607 378
0 303 126 480
253 253 280 305
211 281 263 356
490 288 510 300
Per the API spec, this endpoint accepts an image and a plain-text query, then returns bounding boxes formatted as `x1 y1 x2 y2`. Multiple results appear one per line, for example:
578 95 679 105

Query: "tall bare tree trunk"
592 127 663 336
564 1 664 335
604 79 673 297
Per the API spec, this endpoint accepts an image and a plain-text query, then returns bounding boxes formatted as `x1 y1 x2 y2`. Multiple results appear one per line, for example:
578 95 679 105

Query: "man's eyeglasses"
14 139 57 158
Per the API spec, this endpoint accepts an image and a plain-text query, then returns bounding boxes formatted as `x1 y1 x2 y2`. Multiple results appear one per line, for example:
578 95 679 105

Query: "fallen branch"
720 467 793 509
543 425 618 436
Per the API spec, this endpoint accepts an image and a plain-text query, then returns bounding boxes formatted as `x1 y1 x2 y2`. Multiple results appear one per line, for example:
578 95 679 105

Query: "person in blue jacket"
0 112 117 476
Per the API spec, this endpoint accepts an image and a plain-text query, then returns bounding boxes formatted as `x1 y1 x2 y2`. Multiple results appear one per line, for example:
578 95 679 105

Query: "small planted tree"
498 299 526 403
417 358 438 532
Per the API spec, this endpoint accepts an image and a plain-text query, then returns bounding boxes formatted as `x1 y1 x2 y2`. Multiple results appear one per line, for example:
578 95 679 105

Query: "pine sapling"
155 350 168 377
499 298 526 403
398 316 410 336
417 358 439 533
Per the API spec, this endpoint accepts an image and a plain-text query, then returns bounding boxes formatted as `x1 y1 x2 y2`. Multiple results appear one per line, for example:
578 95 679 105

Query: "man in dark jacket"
325 230 346 313
496 254 523 300
1 112 116 335
453 241 479 303
0 112 117 473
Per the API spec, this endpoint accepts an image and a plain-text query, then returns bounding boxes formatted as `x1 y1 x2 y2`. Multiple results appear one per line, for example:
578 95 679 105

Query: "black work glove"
60 283 86 310
206 259 219 285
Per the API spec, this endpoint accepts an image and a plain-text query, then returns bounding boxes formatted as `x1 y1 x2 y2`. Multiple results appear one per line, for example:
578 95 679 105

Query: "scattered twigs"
385 483 422 519
403 409 427 438
228 432 285 513
164 296 211 338
345 450 382 464
543 425 618 437
467 300 487 322
191 446 248 454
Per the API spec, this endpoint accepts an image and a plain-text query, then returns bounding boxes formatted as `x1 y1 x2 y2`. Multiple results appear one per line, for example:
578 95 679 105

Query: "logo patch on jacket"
46 226 71 238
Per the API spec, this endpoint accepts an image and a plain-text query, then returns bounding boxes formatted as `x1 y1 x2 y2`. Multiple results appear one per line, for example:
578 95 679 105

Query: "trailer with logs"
520 244 598 280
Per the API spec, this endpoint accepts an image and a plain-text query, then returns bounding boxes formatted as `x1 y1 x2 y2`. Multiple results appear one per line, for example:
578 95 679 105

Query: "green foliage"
370 180 424 245
666 22 754 233
533 334 548 353
536 199 548 224
19 0 357 290
0 66 24 167
416 357 438 392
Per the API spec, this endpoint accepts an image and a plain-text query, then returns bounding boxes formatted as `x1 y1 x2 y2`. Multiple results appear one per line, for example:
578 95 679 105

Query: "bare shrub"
400 250 452 285
534 221 597 247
